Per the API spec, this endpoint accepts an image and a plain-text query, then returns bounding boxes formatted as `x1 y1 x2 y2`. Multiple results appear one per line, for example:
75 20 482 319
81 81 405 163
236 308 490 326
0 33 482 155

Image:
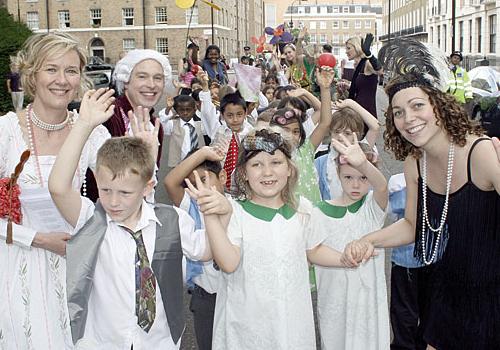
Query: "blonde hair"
13 32 90 98
96 137 155 184
330 108 364 136
346 36 376 73
233 128 299 209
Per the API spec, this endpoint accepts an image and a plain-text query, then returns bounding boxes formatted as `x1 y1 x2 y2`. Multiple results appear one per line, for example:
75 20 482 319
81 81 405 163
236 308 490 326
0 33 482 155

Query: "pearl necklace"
30 107 70 131
25 105 86 196
420 142 455 265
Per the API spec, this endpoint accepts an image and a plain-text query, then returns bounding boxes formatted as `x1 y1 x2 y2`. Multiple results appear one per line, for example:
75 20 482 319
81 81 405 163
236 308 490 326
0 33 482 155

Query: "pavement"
154 85 404 349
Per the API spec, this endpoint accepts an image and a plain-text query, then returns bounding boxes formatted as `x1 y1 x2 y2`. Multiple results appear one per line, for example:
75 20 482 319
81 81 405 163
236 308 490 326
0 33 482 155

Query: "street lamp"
289 0 307 29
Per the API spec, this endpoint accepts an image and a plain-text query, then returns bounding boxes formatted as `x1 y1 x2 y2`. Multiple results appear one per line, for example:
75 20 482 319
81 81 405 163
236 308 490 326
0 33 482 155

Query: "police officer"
447 51 472 104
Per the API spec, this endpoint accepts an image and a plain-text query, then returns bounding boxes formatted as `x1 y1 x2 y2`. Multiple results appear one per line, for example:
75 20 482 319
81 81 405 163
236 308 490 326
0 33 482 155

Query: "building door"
90 38 105 60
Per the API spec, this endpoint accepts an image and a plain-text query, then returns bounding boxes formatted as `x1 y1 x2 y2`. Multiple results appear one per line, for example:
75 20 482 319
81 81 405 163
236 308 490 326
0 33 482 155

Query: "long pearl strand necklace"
420 142 455 265
26 104 86 196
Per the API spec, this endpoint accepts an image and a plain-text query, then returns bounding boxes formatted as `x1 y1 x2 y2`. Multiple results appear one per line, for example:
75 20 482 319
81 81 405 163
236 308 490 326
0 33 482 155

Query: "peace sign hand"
331 133 367 168
185 170 232 216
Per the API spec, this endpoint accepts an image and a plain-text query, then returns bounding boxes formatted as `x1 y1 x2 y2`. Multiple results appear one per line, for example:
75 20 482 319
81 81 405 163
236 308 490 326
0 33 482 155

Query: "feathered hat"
378 38 449 102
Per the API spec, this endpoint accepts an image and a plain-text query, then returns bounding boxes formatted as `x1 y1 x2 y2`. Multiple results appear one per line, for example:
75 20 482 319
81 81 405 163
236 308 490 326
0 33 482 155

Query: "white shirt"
73 198 207 350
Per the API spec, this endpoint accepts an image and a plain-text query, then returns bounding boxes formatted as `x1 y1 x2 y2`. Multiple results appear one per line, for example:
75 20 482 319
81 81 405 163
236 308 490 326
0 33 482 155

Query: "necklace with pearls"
420 142 455 265
25 104 86 196
30 107 70 131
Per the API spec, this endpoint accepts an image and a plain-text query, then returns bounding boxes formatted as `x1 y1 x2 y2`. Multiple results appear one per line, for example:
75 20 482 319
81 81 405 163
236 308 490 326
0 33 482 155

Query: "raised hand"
166 96 174 111
286 88 307 98
128 106 160 161
201 145 225 162
361 33 374 57
331 133 367 168
185 170 232 216
334 98 357 110
78 88 115 127
315 66 335 89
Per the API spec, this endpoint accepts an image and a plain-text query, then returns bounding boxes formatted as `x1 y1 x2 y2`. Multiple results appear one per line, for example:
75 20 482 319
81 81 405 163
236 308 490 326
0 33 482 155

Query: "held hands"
341 239 376 267
361 33 374 57
78 88 115 128
331 133 366 168
127 106 160 162
185 170 232 216
315 66 335 89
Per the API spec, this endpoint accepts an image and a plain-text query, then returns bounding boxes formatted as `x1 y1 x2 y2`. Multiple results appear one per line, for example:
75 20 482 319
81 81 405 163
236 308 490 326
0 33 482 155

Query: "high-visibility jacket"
447 66 472 104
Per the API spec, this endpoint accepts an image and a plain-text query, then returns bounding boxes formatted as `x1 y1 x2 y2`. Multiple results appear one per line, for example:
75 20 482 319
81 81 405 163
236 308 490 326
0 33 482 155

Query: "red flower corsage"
1 150 30 244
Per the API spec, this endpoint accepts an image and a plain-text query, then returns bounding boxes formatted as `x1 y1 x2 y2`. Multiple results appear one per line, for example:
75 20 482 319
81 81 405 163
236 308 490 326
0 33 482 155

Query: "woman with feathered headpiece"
343 38 500 350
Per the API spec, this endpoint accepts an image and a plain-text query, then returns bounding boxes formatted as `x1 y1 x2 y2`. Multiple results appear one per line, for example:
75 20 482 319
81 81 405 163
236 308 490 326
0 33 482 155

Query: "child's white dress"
313 191 390 350
212 197 325 350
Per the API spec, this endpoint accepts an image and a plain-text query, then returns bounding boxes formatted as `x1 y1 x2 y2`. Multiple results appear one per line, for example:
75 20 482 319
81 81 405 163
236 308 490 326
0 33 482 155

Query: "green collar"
316 196 366 218
238 200 296 222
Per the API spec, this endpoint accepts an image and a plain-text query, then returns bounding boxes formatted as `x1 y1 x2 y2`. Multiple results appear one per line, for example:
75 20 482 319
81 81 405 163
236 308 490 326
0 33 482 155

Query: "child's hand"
128 106 160 161
78 88 115 128
315 66 335 89
341 239 375 267
201 146 225 162
166 96 174 111
197 70 210 90
334 98 357 110
331 133 367 168
286 88 307 98
185 170 232 216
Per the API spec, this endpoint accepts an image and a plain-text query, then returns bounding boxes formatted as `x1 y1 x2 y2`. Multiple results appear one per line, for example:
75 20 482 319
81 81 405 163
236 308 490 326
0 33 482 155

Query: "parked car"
86 70 112 89
466 66 500 137
85 56 113 71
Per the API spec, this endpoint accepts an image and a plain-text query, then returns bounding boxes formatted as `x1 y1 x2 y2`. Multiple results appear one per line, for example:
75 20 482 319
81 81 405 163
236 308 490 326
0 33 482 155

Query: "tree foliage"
0 8 32 114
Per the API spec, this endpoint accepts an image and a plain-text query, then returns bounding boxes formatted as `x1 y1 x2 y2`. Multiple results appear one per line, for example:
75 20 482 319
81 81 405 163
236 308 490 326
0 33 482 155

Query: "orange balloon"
176 0 195 9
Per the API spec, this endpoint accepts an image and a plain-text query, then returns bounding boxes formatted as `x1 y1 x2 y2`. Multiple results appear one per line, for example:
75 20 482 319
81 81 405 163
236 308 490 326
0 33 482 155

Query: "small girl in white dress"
185 128 351 350
313 135 390 350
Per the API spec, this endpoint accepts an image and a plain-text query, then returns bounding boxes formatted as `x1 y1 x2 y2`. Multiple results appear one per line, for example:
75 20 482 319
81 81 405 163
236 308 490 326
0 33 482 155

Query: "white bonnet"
113 49 172 94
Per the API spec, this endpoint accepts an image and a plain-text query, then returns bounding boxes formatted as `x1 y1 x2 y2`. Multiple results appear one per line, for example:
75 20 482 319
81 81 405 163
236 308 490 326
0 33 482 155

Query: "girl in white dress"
185 128 352 350
313 136 390 350
0 33 110 349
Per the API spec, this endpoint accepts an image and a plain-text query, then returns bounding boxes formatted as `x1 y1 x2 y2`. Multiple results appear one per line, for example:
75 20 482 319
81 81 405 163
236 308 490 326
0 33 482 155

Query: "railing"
379 25 425 41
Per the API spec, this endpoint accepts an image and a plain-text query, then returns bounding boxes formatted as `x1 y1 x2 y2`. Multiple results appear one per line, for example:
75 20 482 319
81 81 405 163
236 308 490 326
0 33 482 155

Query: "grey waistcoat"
66 201 185 345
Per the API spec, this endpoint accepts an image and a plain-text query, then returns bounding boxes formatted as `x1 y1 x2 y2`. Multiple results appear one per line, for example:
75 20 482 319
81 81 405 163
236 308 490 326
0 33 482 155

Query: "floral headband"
242 129 291 159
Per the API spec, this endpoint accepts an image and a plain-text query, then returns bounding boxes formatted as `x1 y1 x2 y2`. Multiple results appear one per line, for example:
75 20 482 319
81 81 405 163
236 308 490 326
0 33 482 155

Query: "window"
332 34 339 43
155 7 167 24
26 11 39 29
327 6 333 13
437 25 441 48
365 20 371 29
186 5 198 25
477 17 482 52
320 21 326 29
343 20 349 29
355 20 361 29
355 6 362 13
333 6 339 13
343 6 349 13
469 19 472 52
332 21 339 29
310 21 316 30
156 38 169 55
459 21 464 52
304 6 310 14
343 34 350 42
58 10 70 28
489 15 496 53
123 38 135 51
90 9 101 27
310 34 317 43
333 47 340 55
122 8 134 26
320 34 327 43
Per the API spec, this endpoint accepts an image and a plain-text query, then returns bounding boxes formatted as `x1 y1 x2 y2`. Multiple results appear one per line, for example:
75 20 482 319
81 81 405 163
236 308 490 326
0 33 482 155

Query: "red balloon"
317 53 337 68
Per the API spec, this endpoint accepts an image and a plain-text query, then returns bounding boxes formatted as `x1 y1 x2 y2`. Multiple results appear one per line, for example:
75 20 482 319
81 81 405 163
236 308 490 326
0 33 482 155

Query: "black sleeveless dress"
414 138 500 349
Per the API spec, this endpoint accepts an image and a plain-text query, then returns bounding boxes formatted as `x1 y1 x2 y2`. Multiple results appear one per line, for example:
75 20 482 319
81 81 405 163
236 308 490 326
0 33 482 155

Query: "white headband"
113 49 172 94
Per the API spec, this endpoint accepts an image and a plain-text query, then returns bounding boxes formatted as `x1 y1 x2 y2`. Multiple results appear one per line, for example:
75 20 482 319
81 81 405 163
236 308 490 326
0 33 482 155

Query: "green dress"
294 139 322 205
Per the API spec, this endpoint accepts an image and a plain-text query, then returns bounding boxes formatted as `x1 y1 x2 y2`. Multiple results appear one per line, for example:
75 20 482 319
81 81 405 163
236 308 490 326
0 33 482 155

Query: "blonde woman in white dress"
0 32 111 349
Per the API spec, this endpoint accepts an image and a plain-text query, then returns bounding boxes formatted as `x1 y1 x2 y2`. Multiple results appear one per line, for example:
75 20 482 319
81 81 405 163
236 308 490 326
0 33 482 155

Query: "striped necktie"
186 122 199 152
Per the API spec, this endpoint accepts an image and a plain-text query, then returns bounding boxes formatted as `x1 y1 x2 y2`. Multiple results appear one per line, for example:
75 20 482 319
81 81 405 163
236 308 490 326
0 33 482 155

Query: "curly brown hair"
384 76 483 161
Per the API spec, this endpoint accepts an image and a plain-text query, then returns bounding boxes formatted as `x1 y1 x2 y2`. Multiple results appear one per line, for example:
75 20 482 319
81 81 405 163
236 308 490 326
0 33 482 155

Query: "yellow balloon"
175 0 195 9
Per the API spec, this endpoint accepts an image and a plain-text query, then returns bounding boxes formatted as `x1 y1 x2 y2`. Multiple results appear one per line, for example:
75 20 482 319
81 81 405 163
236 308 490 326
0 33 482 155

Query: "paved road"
154 85 404 349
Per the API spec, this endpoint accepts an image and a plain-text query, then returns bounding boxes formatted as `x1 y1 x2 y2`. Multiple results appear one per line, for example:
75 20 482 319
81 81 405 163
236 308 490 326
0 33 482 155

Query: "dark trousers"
189 285 216 350
390 264 432 350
